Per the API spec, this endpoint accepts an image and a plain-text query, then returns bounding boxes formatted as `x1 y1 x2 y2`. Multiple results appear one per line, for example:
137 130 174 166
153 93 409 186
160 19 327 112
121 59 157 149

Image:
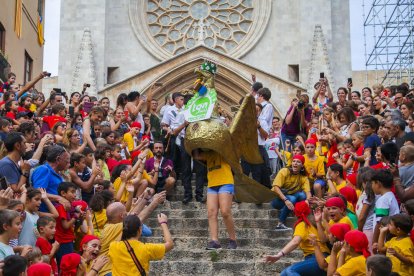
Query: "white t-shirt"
265 137 280 159
373 191 399 229
355 192 377 230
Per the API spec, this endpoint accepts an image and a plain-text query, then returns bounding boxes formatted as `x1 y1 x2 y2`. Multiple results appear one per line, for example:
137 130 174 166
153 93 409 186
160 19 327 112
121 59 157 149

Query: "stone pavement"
142 184 302 275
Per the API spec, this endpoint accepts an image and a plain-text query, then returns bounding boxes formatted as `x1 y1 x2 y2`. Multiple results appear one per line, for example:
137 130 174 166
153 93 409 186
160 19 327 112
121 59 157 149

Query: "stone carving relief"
129 0 272 60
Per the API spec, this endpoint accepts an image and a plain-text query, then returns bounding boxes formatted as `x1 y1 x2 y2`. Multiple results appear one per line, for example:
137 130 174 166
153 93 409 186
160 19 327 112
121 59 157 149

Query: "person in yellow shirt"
263 201 330 275
327 164 347 195
108 213 173 276
328 230 371 276
98 191 167 275
193 149 237 249
304 139 326 198
89 191 114 238
378 214 414 276
309 223 352 271
79 235 108 275
315 197 354 244
112 150 149 204
271 154 311 230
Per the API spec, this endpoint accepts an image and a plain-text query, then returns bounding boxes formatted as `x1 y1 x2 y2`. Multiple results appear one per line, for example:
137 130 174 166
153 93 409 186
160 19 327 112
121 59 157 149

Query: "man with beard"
145 141 176 196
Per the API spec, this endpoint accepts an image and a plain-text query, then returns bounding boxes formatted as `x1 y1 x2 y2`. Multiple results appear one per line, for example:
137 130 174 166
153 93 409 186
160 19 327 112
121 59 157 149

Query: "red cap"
292 154 305 164
72 200 88 212
344 230 371 258
325 197 345 210
79 234 99 253
142 135 151 141
130 122 142 129
60 253 81 276
293 201 311 228
27 263 52 276
329 223 351 241
305 139 317 146
339 186 358 211
346 173 357 186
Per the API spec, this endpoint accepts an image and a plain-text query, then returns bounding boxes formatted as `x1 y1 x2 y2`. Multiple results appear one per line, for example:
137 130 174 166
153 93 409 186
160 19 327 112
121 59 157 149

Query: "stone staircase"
142 183 302 275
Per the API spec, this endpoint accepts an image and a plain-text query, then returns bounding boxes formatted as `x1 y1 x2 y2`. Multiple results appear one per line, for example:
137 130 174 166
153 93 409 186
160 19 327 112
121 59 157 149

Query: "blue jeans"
280 132 296 152
271 191 306 223
281 254 327 276
55 241 74 268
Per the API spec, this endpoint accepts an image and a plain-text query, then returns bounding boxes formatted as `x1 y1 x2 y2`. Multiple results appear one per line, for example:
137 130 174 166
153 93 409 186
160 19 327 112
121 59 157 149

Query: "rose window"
129 0 272 60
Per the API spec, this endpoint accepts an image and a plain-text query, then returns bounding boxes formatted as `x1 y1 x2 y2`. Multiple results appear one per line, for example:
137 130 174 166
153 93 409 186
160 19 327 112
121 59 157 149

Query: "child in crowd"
0 209 30 260
54 182 84 266
339 186 359 228
371 169 400 244
366 255 394 276
355 167 376 251
18 188 58 247
378 214 414 276
35 216 60 276
310 223 351 271
326 164 346 195
329 230 371 276
303 139 326 198
361 117 381 166
316 196 354 244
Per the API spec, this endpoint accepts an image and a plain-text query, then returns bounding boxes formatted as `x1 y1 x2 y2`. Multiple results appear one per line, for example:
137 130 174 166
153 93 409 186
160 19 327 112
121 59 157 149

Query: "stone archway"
99 46 306 117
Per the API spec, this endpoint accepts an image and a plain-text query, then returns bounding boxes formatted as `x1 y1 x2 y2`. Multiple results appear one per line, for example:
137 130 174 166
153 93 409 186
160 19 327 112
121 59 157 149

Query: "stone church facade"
58 0 351 115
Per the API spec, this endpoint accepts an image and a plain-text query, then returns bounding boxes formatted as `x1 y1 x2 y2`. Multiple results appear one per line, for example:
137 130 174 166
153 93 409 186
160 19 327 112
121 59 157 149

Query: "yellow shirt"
293 221 330 257
201 151 234 187
328 180 347 194
123 132 135 152
98 160 110 181
304 154 325 182
98 222 123 276
109 240 165 275
328 216 355 229
316 142 328 162
280 150 292 166
92 209 107 238
385 236 414 276
113 177 131 203
336 255 366 276
325 254 351 271
272 168 310 194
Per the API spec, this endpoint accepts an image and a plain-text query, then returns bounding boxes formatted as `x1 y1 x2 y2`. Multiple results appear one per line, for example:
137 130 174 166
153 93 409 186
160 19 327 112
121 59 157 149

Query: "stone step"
149 259 296 275
160 248 303 262
141 236 291 249
148 209 280 218
145 217 296 229
157 201 274 210
150 228 292 239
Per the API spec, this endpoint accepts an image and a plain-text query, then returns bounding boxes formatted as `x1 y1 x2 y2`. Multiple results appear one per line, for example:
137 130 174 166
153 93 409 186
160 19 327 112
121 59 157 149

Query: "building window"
0 21 5 53
288 64 300 82
107 67 119 84
24 51 33 84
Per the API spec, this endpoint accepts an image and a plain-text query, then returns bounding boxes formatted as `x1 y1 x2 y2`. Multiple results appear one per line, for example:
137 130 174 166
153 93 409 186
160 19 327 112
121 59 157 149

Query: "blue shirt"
0 156 21 185
31 163 63 211
364 134 381 165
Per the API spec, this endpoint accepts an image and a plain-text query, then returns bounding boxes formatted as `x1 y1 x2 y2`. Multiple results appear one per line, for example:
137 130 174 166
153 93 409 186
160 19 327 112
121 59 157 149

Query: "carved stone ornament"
129 0 272 60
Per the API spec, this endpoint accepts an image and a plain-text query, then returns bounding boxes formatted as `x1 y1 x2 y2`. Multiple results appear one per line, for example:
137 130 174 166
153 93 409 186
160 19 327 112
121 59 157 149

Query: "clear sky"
43 0 368 76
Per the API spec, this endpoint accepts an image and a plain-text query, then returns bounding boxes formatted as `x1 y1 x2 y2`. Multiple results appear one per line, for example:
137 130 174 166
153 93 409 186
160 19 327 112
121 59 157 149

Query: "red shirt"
326 142 338 167
36 236 58 275
17 106 29 112
55 204 75 243
352 146 364 172
107 158 122 173
43 115 66 129
6 111 16 120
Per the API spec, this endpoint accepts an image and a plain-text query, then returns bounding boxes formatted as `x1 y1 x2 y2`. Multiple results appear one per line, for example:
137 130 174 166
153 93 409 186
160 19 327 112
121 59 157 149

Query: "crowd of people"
0 68 413 276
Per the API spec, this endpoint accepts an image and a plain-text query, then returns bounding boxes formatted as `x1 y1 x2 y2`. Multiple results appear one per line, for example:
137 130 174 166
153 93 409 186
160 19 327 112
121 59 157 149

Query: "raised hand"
157 213 168 224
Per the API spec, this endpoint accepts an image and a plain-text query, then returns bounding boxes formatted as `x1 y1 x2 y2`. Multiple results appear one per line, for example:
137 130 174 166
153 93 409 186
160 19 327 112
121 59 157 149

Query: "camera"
297 100 305 109
45 73 51 77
